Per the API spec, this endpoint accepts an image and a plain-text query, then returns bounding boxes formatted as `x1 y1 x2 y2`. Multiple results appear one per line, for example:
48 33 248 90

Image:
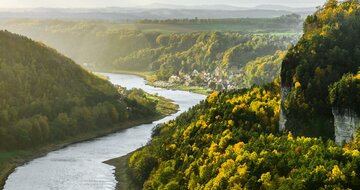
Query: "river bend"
4 73 205 190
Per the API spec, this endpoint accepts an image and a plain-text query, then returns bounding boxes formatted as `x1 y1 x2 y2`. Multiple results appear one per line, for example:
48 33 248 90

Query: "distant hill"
0 5 314 20
139 3 248 10
142 3 316 12
0 17 301 76
254 4 316 12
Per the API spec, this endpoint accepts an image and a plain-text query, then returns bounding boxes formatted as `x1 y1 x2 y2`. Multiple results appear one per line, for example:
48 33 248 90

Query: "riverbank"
94 69 155 81
153 82 211 95
95 69 211 95
0 94 178 190
105 151 141 190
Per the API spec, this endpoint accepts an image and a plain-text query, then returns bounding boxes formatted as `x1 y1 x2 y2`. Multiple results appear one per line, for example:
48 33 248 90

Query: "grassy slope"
0 93 178 190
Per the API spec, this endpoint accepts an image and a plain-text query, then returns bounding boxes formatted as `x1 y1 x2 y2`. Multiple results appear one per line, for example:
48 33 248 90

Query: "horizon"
0 0 327 9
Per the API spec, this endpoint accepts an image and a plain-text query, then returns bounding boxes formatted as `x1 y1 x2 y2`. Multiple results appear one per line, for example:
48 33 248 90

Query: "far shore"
94 69 211 95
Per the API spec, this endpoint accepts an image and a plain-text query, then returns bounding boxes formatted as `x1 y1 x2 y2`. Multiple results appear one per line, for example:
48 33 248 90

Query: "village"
153 66 245 91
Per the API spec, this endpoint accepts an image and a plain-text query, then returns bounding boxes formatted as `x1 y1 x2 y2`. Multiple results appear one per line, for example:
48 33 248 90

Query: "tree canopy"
0 31 162 150
281 0 360 139
127 81 360 189
126 1 360 189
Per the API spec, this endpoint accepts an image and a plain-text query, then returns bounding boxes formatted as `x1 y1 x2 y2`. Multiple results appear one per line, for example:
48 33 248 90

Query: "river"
4 73 206 190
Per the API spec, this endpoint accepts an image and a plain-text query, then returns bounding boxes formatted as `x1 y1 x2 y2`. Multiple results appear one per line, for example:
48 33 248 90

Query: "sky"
0 0 328 9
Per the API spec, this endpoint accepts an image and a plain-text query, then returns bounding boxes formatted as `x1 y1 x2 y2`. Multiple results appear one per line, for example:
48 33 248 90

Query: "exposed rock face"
279 86 290 131
333 108 360 145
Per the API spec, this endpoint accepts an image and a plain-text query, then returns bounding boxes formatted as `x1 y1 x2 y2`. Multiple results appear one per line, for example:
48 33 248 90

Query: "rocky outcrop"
279 86 290 131
333 108 360 145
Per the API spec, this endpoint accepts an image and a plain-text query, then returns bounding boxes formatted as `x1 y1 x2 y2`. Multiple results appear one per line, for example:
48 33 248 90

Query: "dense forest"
281 0 360 139
0 16 300 89
136 14 302 33
122 1 360 189
127 83 360 189
329 72 360 114
114 33 293 79
0 30 167 151
244 50 286 87
136 14 301 26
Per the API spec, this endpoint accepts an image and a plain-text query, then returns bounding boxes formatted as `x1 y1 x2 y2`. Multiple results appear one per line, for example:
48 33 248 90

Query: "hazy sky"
0 0 327 8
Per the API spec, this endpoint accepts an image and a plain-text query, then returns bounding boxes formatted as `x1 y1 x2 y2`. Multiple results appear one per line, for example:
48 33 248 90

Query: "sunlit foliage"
128 1 360 189
281 0 360 139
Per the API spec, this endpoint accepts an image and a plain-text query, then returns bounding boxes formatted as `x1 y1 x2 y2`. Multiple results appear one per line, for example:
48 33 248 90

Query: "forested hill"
0 16 300 73
119 1 360 189
0 17 301 90
0 30 164 150
281 0 360 139
125 82 360 189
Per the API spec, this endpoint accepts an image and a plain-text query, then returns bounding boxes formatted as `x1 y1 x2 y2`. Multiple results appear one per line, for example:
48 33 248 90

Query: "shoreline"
0 86 178 190
105 151 141 190
98 71 209 190
94 69 154 81
0 115 167 190
94 69 211 95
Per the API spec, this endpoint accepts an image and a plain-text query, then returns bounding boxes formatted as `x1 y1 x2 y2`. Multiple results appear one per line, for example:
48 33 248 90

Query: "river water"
4 73 205 190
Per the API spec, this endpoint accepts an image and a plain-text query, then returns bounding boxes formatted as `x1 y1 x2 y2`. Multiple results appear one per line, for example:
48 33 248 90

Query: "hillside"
0 8 312 20
0 30 178 188
280 0 360 139
0 16 301 70
109 1 360 189
114 82 360 189
0 18 301 90
0 30 171 150
0 18 300 91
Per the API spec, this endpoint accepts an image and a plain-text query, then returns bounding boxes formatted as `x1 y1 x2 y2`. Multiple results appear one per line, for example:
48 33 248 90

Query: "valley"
0 1 359 190
3 73 204 190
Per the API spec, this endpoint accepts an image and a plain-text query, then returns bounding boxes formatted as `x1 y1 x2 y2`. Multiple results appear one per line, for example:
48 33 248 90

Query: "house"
168 75 181 84
192 69 199 76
